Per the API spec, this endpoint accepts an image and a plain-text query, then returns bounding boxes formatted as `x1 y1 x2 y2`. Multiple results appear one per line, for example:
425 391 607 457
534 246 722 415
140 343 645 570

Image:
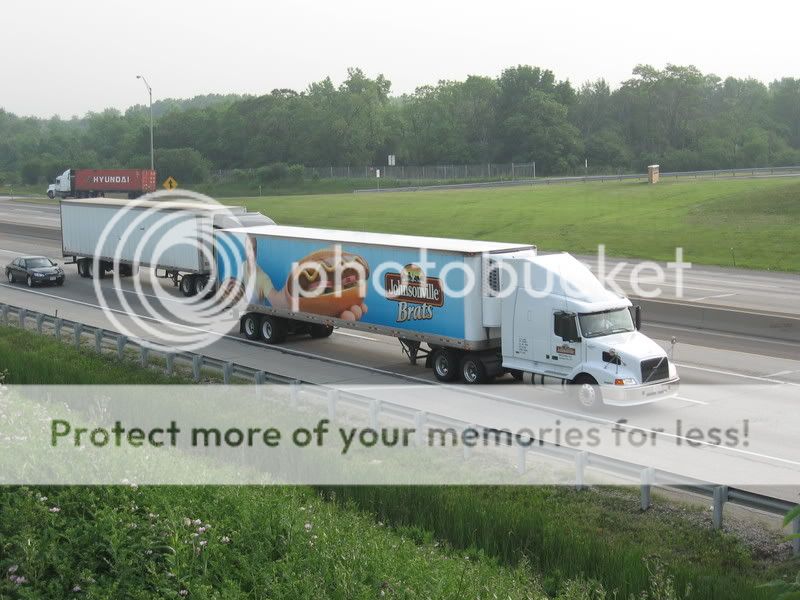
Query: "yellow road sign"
163 176 178 190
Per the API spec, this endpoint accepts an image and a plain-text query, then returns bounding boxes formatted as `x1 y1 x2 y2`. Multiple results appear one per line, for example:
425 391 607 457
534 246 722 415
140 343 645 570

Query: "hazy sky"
2 0 796 118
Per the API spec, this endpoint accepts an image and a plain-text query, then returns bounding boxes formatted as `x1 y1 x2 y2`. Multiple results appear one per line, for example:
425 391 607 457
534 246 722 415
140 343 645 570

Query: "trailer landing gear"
399 338 430 366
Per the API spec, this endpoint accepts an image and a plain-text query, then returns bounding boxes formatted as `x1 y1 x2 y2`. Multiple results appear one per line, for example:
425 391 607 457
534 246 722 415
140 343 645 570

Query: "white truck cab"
47 169 72 199
493 251 678 408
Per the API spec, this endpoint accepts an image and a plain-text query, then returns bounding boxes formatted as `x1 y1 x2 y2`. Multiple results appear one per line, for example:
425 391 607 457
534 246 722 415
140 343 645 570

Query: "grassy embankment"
231 177 800 272
1 324 796 598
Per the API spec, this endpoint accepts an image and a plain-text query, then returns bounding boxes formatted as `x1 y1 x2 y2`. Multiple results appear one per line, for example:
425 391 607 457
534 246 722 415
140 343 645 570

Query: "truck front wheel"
432 348 459 382
460 354 490 384
47 190 55 200
571 375 603 412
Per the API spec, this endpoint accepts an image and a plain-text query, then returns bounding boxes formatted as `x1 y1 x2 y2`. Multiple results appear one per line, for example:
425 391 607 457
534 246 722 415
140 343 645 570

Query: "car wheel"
6 270 13 284
242 313 260 340
56 279 64 287
432 348 459 382
572 375 603 412
26 275 33 287
309 324 334 339
260 315 287 344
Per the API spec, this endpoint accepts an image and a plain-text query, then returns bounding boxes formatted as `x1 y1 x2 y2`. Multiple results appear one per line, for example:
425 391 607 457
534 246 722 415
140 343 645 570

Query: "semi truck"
47 169 157 199
217 225 679 409
59 198 273 294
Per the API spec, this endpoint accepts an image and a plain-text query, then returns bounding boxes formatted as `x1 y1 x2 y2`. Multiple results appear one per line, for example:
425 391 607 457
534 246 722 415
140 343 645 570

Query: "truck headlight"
613 378 637 386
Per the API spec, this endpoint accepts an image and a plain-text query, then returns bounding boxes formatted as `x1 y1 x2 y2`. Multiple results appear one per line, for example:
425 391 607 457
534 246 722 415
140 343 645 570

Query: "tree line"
2 64 799 185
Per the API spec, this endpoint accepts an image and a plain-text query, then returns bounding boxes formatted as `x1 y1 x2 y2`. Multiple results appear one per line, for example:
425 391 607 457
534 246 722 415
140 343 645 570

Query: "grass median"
231 177 800 272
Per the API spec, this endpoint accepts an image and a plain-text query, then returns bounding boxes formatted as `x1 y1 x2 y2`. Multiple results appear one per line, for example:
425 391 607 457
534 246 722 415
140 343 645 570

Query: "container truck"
60 198 272 294
216 225 679 409
47 169 157 199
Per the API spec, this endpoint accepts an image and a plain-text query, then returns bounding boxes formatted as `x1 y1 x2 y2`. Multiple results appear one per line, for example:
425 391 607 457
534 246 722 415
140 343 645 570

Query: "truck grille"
641 357 669 383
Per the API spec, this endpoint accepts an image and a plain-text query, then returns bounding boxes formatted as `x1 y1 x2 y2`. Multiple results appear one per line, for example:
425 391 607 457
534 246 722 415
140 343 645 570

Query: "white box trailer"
216 225 533 350
216 225 679 408
60 198 272 293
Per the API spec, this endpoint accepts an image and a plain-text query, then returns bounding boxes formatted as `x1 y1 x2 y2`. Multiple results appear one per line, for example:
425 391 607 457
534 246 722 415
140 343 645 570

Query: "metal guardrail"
1 301 798 556
354 164 800 193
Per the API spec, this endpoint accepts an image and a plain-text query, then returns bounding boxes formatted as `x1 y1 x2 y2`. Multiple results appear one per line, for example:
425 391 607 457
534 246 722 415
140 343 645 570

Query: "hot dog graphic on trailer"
220 237 368 321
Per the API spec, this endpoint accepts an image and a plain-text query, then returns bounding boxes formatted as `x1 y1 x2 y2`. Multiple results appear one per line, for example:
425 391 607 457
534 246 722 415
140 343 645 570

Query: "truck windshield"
578 308 634 338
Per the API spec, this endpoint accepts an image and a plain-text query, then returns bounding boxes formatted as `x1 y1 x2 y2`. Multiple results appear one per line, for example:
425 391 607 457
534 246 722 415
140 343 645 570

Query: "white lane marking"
673 395 709 405
764 370 796 377
109 285 188 305
334 330 383 342
689 292 737 302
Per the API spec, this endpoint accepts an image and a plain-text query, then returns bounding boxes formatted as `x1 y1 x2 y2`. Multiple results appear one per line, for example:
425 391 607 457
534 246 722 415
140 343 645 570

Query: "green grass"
0 486 576 599
0 325 183 384
229 177 800 272
324 485 794 600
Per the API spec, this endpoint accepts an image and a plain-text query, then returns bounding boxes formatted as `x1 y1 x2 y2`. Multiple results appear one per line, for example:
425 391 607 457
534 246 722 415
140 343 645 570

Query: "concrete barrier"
635 298 800 344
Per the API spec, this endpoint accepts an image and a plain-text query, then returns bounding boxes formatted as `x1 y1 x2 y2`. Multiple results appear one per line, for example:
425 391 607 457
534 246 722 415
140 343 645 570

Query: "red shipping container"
74 169 157 193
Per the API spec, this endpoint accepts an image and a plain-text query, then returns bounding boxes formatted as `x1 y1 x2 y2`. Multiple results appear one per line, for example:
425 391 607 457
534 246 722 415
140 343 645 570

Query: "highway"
1 198 799 496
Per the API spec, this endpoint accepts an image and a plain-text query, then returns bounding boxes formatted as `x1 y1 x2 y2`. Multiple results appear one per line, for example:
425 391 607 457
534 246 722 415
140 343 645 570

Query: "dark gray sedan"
5 256 65 287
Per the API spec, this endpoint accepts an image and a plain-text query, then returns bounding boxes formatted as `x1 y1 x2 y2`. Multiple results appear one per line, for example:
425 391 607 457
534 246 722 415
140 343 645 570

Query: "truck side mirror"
633 305 642 330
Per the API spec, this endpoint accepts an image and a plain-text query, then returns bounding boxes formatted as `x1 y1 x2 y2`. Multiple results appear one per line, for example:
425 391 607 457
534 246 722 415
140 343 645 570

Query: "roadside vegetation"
235 177 800 272
1 325 797 598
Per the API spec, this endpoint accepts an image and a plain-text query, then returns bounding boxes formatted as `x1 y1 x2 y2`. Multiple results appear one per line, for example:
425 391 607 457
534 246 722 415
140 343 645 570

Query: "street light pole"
136 75 154 171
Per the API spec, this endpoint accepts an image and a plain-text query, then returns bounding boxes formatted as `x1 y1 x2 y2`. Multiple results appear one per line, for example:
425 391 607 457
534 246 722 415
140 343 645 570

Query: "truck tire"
460 354 490 384
260 315 287 344
76 259 87 278
241 313 260 341
118 264 136 277
180 275 196 297
571 374 603 412
432 348 459 382
47 190 55 200
309 324 334 339
87 260 104 279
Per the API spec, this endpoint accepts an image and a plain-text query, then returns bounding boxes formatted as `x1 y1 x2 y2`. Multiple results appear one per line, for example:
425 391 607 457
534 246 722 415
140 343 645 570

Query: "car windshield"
578 308 634 338
26 257 53 268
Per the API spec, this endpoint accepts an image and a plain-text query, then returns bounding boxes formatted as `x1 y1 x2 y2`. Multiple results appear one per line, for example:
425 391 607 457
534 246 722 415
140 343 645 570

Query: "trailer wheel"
76 259 87 278
309 324 334 339
180 275 197 297
571 374 603 412
241 313 260 341
432 348 459 382
118 264 136 277
460 354 490 384
87 260 104 279
260 315 287 344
